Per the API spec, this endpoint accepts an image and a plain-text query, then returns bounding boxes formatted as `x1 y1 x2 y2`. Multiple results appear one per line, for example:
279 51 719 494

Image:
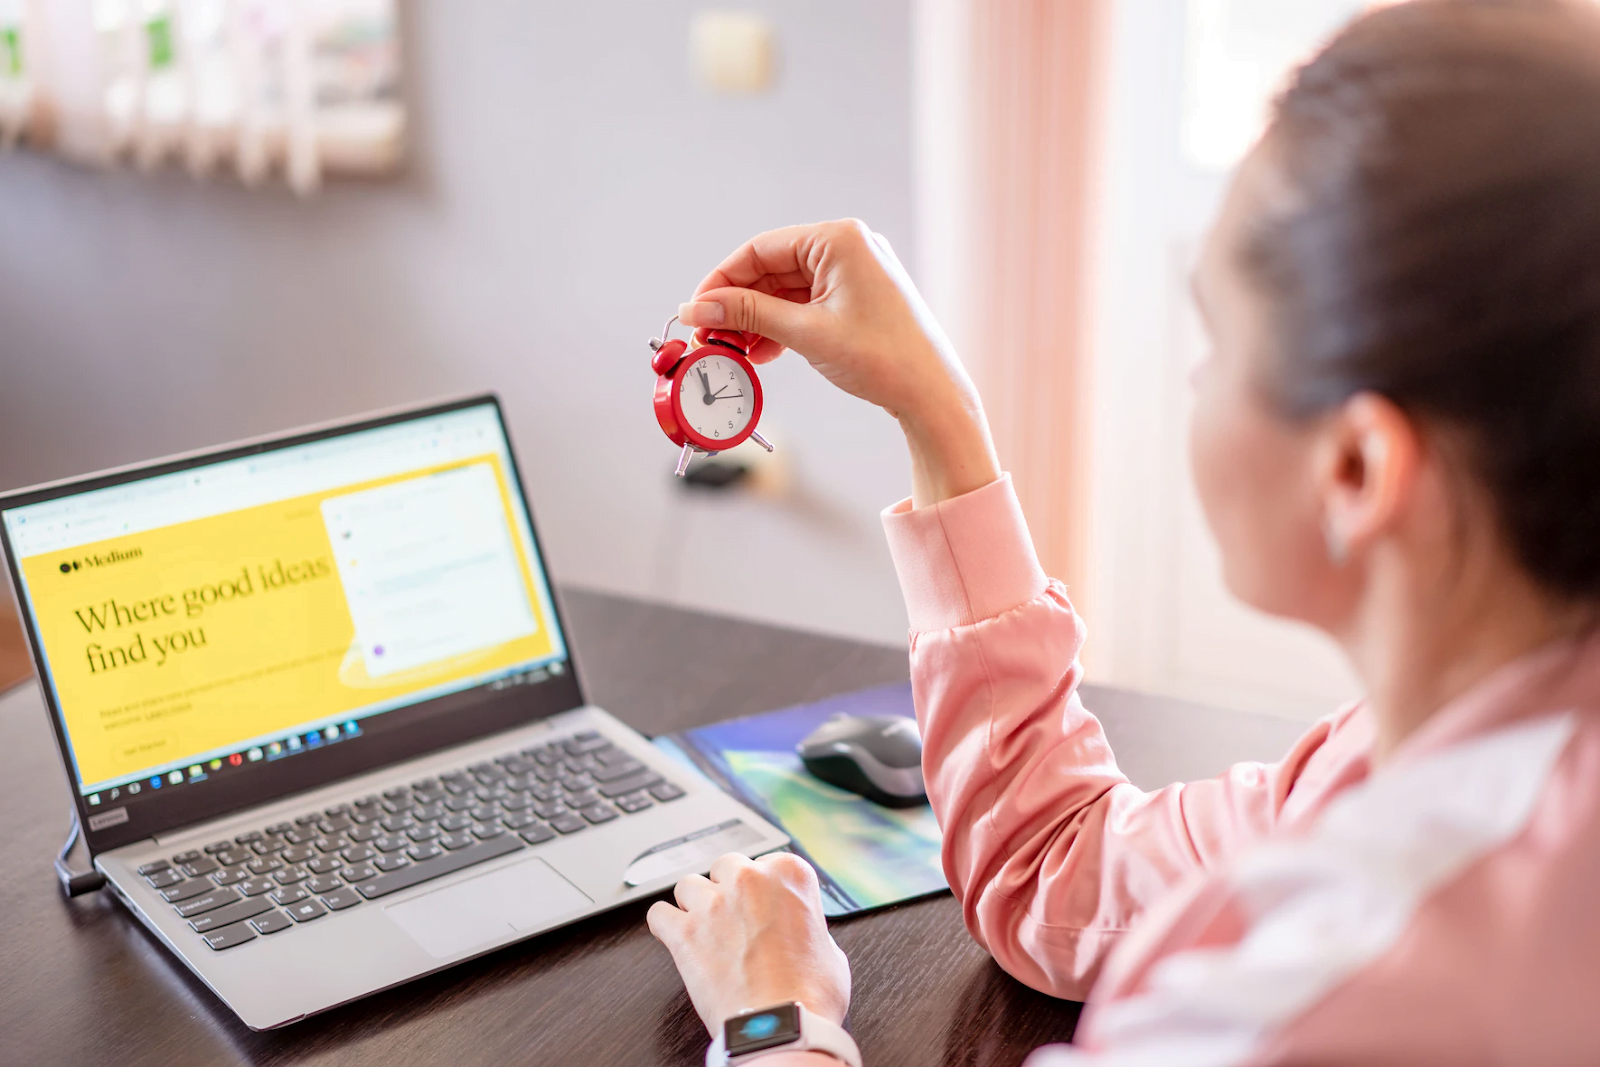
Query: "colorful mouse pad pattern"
653 682 947 917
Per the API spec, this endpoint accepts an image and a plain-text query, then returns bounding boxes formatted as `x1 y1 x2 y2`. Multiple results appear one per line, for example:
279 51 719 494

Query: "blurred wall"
0 1 917 648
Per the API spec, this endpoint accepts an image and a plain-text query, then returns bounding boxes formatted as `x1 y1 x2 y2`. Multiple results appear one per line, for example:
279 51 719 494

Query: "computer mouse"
797 713 926 807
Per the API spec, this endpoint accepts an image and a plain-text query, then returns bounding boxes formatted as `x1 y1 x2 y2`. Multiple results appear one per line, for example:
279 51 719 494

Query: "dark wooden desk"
0 589 1308 1067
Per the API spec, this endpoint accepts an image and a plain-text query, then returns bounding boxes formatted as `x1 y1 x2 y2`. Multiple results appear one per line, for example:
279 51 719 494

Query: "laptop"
0 395 788 1030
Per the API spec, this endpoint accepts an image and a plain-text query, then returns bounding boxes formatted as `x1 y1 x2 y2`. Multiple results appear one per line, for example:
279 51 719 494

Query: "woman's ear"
1316 392 1421 565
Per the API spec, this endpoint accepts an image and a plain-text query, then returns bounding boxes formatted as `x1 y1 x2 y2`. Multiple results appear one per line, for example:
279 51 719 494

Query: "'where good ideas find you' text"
71 557 333 672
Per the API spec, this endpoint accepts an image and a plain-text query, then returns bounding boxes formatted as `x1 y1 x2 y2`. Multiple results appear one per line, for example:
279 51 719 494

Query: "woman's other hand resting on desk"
677 220 1000 510
647 852 849 1037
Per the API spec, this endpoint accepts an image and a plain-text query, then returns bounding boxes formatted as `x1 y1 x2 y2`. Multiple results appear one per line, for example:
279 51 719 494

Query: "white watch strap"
705 1003 863 1067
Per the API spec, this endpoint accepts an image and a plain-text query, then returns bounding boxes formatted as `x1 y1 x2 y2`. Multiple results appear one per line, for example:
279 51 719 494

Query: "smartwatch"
705 1002 863 1067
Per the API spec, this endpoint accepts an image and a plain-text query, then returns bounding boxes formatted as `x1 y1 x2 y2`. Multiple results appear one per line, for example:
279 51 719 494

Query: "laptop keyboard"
132 730 686 951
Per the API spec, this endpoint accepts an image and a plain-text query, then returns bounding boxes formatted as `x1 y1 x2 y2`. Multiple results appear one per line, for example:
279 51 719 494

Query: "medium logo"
59 547 143 575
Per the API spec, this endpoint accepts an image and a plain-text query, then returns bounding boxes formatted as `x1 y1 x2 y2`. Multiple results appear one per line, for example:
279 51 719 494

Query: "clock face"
677 353 755 444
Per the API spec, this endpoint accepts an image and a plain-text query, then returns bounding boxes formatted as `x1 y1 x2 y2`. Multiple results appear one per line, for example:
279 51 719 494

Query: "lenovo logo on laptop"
88 807 130 831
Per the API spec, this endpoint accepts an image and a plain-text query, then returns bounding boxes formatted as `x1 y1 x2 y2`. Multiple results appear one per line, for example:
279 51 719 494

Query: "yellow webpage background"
19 455 555 786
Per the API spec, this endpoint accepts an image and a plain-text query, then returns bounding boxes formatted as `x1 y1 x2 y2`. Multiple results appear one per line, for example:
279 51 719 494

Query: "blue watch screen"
726 1002 803 1056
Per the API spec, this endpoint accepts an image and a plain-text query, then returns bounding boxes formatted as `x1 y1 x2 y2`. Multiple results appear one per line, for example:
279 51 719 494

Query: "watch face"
725 1002 802 1056
678 353 755 444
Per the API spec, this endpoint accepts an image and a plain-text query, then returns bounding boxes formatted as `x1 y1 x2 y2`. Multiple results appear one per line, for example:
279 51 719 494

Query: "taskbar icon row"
85 720 364 806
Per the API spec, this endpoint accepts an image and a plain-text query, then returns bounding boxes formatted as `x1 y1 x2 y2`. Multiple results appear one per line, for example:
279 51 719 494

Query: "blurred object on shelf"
0 0 403 194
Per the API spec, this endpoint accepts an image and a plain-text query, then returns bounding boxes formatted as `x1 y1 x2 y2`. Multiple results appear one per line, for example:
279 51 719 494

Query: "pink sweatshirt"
766 475 1600 1066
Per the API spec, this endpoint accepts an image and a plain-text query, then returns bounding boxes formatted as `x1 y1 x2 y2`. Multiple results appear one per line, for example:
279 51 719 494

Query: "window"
1182 0 1388 170
2 0 403 192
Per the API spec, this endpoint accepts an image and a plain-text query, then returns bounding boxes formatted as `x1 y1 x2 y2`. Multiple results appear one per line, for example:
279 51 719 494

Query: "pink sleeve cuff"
881 473 1049 633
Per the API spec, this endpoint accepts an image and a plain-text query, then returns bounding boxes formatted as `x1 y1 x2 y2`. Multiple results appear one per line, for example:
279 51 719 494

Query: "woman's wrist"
792 993 848 1028
716 991 847 1034
898 385 1001 508
708 1004 859 1067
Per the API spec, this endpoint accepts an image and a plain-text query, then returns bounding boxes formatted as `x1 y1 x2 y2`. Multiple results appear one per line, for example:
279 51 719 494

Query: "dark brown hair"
1245 0 1600 598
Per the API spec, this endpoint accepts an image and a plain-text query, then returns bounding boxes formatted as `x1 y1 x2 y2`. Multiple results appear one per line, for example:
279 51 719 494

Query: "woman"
647 1 1600 1063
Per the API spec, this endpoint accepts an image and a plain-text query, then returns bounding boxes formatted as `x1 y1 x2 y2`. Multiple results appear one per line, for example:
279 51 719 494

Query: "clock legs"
674 434 772 477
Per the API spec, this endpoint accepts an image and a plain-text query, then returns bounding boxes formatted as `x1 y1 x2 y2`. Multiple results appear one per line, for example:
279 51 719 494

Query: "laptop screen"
0 399 579 843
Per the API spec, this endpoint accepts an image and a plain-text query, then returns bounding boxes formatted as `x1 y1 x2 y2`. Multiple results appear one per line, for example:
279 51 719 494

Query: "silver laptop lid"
0 395 584 854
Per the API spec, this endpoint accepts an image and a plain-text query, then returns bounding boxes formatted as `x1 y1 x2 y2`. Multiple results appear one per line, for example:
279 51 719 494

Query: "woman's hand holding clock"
653 222 1001 1046
678 219 1001 508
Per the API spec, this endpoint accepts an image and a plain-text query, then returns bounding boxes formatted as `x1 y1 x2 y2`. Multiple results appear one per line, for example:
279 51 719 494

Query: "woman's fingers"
680 286 814 352
646 899 684 942
682 223 839 354
757 849 815 883
673 873 715 912
644 851 854 1037
746 337 786 364
762 275 815 297
708 851 755 884
691 224 825 296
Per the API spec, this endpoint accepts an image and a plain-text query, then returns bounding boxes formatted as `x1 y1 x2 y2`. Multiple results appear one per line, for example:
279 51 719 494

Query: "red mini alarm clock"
649 315 774 476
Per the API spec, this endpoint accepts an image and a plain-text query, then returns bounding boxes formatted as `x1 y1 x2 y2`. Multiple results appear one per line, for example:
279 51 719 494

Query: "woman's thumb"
679 287 811 350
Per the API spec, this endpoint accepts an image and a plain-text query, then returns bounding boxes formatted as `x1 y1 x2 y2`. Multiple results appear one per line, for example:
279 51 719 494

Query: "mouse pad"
385 856 592 958
653 682 947 917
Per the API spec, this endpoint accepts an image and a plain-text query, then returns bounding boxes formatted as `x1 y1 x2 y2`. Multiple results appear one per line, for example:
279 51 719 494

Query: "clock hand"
708 385 745 400
697 368 714 404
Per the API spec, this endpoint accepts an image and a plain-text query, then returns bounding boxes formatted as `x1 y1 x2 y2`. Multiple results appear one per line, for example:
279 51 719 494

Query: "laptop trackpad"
385 857 593 959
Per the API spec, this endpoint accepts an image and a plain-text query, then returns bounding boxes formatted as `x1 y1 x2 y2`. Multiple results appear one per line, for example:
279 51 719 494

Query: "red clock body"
652 332 765 454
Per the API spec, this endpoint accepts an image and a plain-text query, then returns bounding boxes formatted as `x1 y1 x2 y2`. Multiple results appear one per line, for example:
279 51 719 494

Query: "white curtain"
914 0 1110 597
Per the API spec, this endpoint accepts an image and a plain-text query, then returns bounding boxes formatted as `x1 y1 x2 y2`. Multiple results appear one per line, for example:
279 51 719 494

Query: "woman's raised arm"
677 219 1000 509
886 473 1348 998
650 219 1351 1022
